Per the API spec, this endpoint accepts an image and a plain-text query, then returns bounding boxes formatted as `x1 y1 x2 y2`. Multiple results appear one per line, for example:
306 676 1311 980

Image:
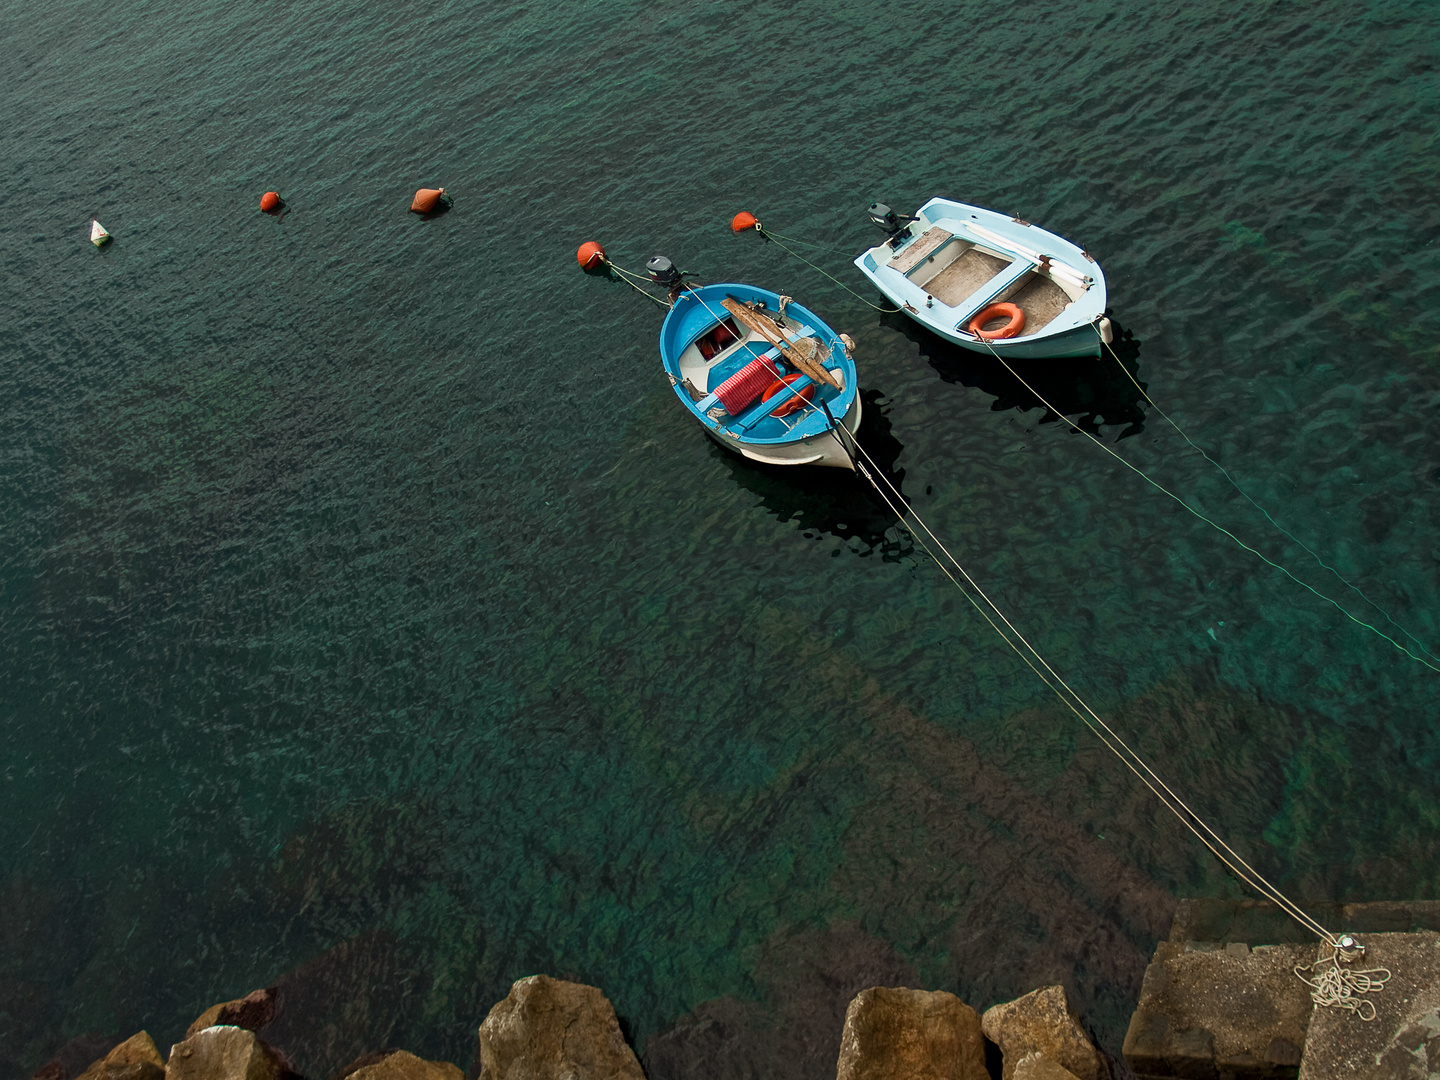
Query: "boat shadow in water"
717 387 916 561
884 312 1149 437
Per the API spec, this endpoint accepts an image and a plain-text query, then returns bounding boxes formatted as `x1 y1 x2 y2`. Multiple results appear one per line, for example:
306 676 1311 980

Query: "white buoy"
90 219 110 247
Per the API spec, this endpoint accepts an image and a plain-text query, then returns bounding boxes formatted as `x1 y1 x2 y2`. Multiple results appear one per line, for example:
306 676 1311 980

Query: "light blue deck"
854 198 1109 359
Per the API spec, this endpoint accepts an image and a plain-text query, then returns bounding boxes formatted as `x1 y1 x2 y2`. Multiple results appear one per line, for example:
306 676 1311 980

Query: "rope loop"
1295 947 1391 1021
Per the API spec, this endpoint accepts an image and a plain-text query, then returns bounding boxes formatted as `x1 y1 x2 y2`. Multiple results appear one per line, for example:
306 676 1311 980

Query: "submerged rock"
348 1050 461 1080
167 1026 293 1080
257 929 423 1079
477 975 644 1080
835 986 986 1080
981 987 1107 1080
73 1033 164 1080
29 1035 124 1080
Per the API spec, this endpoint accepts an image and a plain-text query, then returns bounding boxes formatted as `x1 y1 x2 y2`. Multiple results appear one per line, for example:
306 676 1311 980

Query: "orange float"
968 302 1026 341
731 211 759 233
410 187 446 214
761 373 815 417
577 240 606 269
259 191 282 212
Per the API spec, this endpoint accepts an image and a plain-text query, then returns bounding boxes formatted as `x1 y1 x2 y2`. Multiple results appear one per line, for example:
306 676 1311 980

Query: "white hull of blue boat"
855 198 1111 359
700 394 862 468
660 283 862 470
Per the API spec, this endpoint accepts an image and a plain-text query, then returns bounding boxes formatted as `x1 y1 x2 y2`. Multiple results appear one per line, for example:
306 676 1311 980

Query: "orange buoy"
731 211 758 233
577 240 606 269
968 302 1027 341
410 187 446 214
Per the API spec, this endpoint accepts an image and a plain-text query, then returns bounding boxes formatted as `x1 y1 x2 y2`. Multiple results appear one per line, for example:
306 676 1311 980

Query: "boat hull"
855 198 1109 360
659 283 862 470
702 392 861 469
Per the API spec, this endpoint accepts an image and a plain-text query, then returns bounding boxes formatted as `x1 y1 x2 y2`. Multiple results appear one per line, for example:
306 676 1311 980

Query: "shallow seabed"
2 1 1438 1076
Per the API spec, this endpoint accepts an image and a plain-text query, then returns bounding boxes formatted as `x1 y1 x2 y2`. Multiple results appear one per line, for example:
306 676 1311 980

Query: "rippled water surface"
2 1 1438 1076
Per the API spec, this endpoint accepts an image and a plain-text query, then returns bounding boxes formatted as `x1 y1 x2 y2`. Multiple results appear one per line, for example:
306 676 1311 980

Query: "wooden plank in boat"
720 298 842 389
887 226 953 274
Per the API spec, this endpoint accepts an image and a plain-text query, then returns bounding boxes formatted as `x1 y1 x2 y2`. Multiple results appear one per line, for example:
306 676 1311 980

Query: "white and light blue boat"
655 270 862 470
855 198 1112 359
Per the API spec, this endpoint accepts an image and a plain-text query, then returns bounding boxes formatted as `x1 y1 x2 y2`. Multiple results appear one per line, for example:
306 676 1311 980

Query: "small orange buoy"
410 187 446 214
260 191 283 212
577 240 606 270
731 211 758 233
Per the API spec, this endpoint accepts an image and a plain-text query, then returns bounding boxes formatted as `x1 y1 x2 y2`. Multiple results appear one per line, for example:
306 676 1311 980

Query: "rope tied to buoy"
731 212 901 313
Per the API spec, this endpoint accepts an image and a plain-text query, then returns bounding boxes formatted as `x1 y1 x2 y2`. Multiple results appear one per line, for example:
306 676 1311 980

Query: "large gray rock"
981 987 1106 1080
478 975 644 1080
348 1050 462 1080
168 1026 288 1080
835 987 986 1080
73 1033 165 1080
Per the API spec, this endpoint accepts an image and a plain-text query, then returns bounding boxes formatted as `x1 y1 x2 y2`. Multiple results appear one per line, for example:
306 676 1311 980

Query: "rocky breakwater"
29 976 1110 1080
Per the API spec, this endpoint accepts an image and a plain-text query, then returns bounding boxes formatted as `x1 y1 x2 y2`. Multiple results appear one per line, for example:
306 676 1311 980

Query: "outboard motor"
866 202 918 245
646 255 683 289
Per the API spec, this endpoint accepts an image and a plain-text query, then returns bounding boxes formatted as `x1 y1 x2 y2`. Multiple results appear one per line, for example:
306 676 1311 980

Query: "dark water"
2 0 1438 1076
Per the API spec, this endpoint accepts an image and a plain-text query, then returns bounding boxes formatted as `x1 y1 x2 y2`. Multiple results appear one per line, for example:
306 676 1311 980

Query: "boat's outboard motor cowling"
867 202 917 245
647 255 682 289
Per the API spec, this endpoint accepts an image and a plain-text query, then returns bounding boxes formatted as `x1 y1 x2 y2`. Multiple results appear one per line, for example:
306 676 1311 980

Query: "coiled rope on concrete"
1294 943 1391 1021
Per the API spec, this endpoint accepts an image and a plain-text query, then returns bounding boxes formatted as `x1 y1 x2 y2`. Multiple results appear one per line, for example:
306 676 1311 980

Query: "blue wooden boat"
658 279 862 469
854 198 1113 359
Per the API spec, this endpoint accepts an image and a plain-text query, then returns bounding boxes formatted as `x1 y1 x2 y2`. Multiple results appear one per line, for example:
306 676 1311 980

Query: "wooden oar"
721 298 842 389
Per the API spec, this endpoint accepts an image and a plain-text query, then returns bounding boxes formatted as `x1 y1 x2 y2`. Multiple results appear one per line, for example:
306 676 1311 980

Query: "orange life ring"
761 373 815 417
968 302 1026 341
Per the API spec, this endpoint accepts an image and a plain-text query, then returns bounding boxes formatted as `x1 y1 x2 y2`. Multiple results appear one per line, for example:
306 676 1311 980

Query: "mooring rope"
1295 945 1391 1021
750 226 901 313
825 415 1341 948
1092 324 1440 666
599 256 670 308
958 329 1440 673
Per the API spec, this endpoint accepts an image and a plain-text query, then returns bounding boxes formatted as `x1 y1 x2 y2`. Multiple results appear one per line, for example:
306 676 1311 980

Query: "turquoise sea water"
2 0 1438 1075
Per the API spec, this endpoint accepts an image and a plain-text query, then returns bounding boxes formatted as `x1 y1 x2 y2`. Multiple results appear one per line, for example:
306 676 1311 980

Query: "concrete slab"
1297 933 1440 1080
1168 900 1440 947
1123 940 1314 1078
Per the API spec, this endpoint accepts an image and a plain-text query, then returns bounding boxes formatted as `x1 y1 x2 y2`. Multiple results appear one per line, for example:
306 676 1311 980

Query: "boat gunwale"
658 283 860 448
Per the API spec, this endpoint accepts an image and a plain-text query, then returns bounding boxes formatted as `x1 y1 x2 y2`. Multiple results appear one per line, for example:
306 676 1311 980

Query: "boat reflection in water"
885 311 1148 438
718 387 915 561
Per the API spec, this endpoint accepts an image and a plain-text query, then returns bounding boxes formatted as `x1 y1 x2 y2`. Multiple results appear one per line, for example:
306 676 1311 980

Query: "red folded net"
713 355 781 415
